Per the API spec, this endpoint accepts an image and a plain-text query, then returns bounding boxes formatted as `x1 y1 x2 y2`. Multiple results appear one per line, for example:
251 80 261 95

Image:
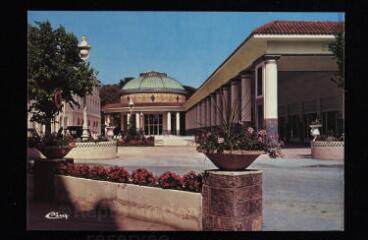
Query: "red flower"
158 171 183 190
88 165 109 180
183 171 203 192
107 166 130 183
131 168 157 186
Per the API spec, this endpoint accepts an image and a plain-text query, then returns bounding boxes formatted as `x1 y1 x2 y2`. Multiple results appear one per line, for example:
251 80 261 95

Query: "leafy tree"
28 20 98 135
119 77 134 89
99 84 121 106
183 85 196 98
329 31 344 88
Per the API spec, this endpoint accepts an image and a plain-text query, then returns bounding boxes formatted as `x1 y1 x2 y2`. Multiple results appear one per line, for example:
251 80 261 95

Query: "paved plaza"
72 146 344 231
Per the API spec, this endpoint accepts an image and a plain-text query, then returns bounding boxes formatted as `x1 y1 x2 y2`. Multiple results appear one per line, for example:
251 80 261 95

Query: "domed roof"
121 71 187 94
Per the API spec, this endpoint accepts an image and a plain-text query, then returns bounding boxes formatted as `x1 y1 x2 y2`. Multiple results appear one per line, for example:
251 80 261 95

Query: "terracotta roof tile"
252 21 343 35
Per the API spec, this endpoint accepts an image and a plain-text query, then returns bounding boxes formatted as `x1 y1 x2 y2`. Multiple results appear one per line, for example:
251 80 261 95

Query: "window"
256 67 263 96
144 114 162 135
257 104 263 129
151 95 155 102
322 111 338 135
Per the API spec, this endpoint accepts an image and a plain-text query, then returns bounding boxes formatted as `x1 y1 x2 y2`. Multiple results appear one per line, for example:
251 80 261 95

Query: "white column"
196 104 201 128
264 59 278 120
206 97 211 127
240 73 252 123
201 100 206 128
231 80 241 123
127 113 131 126
176 112 180 135
216 90 222 126
264 56 279 143
136 113 140 129
210 94 216 126
222 85 230 123
167 112 171 134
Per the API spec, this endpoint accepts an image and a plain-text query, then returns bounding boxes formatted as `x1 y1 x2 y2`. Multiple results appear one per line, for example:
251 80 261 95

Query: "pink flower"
247 127 254 134
258 129 267 137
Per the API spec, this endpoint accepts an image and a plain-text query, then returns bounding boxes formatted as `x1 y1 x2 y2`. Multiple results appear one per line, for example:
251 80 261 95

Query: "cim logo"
45 211 68 220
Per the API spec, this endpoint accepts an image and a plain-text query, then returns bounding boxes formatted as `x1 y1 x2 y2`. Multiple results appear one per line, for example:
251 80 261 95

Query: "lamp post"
78 36 92 141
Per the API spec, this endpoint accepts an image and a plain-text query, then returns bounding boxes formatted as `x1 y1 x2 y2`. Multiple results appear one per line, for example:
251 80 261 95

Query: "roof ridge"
252 20 343 35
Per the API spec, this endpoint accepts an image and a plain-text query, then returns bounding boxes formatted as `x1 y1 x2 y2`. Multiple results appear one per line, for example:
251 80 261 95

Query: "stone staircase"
154 135 196 146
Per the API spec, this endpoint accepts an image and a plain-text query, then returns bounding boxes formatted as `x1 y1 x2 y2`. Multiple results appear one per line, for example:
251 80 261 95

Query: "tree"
28 20 98 135
183 85 196 98
119 77 134 89
329 31 344 88
100 84 121 106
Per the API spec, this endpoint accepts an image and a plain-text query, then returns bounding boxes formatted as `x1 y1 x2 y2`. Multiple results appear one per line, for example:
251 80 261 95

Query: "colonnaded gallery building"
102 20 344 143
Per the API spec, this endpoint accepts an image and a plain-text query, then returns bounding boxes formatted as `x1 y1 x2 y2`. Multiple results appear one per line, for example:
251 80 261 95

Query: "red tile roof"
252 21 343 35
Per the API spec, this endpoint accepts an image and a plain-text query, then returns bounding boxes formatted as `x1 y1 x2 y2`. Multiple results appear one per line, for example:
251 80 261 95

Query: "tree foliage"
329 31 344 88
119 77 134 89
28 21 98 135
183 85 196 98
99 84 121 106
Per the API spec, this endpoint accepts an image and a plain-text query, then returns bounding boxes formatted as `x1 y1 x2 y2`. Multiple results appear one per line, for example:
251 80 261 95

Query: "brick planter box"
54 175 202 230
202 170 263 231
311 141 344 160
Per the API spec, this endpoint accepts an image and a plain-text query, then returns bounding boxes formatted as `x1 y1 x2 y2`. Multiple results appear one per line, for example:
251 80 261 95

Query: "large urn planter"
205 150 263 171
37 143 75 159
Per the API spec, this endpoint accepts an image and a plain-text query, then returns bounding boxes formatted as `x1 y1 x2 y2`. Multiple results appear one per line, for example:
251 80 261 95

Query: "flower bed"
56 163 203 193
117 136 155 146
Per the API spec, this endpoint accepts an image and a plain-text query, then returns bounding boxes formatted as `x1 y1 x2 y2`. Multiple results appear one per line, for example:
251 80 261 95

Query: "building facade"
28 85 101 137
102 71 187 136
184 21 344 143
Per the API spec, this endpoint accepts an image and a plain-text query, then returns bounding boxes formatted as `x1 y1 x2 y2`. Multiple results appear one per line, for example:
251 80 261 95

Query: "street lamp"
78 36 92 141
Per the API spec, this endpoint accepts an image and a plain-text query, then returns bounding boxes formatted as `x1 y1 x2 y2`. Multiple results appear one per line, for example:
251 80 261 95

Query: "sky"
28 12 344 88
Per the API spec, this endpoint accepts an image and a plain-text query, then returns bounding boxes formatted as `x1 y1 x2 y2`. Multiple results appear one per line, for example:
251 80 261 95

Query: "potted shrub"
36 132 76 159
196 95 282 171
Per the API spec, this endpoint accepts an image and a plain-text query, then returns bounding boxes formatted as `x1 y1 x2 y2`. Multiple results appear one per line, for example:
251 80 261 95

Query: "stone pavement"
30 146 344 231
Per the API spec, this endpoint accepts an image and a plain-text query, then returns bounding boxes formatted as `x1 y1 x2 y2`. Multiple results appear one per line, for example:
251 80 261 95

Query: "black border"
5 0 368 239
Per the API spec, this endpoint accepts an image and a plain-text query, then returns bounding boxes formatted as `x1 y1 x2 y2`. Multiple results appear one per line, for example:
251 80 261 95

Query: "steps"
154 136 196 146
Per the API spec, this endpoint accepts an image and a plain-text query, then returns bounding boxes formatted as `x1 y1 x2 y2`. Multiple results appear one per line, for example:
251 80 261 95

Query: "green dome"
122 71 187 94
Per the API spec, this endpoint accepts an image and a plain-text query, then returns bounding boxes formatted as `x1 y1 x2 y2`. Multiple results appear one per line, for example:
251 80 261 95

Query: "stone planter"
65 141 118 160
205 150 263 171
27 147 45 160
54 175 202 230
37 144 75 159
311 141 344 160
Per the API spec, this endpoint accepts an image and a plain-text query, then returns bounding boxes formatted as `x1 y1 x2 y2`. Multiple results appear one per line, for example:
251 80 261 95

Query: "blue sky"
28 12 344 88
